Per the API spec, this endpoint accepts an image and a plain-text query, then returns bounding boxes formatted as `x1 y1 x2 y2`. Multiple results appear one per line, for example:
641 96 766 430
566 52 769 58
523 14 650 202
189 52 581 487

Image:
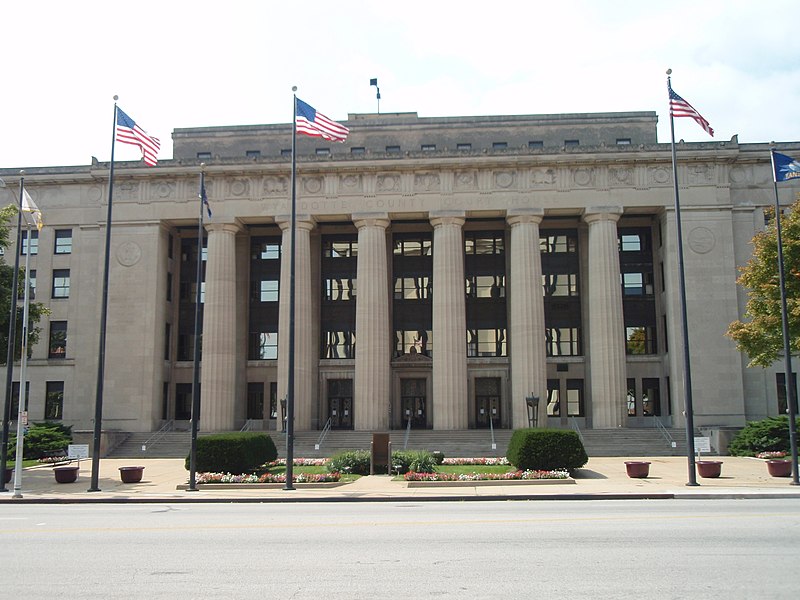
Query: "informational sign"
693 437 711 453
68 444 90 460
21 411 28 426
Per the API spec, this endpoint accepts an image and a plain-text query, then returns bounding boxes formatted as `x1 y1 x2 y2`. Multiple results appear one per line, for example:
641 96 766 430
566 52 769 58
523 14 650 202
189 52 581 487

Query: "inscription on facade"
264 176 288 195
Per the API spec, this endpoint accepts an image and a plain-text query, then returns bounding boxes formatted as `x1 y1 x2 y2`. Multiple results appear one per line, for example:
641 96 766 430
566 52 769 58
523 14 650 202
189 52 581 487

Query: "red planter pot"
696 460 723 478
119 466 145 483
53 466 79 484
624 461 651 478
4 467 12 484
766 460 792 478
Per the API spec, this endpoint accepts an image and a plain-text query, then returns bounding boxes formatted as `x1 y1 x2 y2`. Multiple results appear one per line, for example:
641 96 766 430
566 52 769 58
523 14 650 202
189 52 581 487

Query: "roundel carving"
652 167 670 184
231 179 249 196
495 171 513 188
116 241 142 267
573 168 592 186
688 226 715 255
304 177 323 194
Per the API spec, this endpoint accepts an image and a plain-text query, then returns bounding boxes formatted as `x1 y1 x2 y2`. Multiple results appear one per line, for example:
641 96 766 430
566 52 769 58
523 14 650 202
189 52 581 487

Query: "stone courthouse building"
1 109 798 440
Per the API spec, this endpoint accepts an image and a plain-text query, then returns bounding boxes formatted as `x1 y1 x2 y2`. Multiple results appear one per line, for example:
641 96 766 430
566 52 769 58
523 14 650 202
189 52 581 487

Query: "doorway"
327 379 353 430
400 378 427 428
475 377 501 429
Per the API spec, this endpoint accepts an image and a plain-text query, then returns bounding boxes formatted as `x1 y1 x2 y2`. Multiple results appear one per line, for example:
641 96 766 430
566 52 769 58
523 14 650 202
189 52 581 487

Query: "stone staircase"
108 431 192 459
107 427 687 459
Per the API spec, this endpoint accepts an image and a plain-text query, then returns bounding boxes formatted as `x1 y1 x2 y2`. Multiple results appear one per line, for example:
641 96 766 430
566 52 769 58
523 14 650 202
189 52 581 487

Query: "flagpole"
12 214 34 498
284 87 298 491
769 149 799 485
89 96 119 492
0 172 25 493
667 69 698 486
188 165 207 491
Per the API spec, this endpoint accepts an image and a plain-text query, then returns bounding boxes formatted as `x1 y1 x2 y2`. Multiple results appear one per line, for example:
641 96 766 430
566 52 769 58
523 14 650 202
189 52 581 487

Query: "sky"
2 1 799 169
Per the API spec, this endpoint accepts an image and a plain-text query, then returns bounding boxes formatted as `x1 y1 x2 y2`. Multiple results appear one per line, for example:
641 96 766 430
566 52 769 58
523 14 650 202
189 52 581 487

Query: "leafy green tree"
0 204 48 364
727 198 800 367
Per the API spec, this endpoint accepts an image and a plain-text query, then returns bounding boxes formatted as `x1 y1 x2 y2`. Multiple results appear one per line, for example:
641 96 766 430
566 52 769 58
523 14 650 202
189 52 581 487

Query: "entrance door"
401 378 427 428
475 377 501 429
328 379 353 430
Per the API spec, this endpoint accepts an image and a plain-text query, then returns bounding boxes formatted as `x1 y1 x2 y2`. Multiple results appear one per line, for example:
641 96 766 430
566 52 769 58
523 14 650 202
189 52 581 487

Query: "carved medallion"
116 241 142 267
688 226 715 255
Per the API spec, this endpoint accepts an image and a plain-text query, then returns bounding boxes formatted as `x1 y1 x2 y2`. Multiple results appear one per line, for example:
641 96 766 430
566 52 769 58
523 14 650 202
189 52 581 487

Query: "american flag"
295 98 349 142
668 82 714 137
116 107 161 166
200 181 212 218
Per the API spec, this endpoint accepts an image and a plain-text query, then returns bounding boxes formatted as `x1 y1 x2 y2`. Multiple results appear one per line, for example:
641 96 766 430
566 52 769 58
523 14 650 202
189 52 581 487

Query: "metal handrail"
489 416 497 450
141 419 174 453
314 417 332 451
403 416 412 449
240 419 254 432
653 416 676 447
569 417 585 444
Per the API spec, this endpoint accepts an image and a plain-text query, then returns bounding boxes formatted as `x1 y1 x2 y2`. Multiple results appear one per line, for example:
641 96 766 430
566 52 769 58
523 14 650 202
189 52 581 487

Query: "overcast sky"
2 1 798 168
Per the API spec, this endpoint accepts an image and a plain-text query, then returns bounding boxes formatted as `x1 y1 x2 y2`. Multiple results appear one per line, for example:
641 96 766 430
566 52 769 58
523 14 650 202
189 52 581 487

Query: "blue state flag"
772 151 800 182
200 183 212 218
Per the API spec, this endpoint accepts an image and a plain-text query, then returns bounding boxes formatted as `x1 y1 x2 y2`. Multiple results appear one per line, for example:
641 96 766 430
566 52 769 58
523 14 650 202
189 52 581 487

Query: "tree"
0 203 48 365
727 197 800 367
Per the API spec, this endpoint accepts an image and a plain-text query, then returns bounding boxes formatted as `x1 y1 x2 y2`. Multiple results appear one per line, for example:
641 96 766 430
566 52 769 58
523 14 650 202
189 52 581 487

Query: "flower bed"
264 458 330 467
196 471 340 484
38 455 69 465
404 469 568 481
441 457 510 466
755 451 788 460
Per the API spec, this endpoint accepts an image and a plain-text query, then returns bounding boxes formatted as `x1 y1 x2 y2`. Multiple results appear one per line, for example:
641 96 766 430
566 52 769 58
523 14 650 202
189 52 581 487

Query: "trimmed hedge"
8 421 72 460
185 432 277 473
728 416 800 457
507 428 588 472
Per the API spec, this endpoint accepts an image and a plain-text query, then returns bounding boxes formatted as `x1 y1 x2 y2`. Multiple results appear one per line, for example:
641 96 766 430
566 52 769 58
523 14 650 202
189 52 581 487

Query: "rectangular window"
421 144 436 152
616 138 632 145
546 327 581 357
18 269 35 300
164 323 171 360
564 139 579 147
45 381 64 420
49 321 67 359
269 382 278 419
776 373 798 415
162 382 169 420
386 145 401 154
52 269 70 298
466 275 505 298
281 149 292 157
166 272 173 302
316 148 330 156
394 276 431 300
323 330 355 359
465 234 504 255
546 379 561 416
21 230 38 255
257 280 279 302
246 150 261 158
247 382 265 419
620 234 642 252
528 140 544 149
196 152 211 160
325 278 356 301
322 240 357 258
492 142 508 150
395 329 432 357
350 147 365 155
566 379 584 416
466 328 507 357
540 233 577 253
626 326 657 355
542 273 578 297
54 229 72 254
175 383 193 420
621 272 654 296
393 238 432 256
627 378 637 416
177 334 201 361
254 241 281 260
11 382 30 416
249 332 278 360
642 378 660 416
457 143 472 151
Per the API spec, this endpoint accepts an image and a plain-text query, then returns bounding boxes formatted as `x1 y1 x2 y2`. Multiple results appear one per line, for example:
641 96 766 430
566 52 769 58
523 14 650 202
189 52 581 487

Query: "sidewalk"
1 456 798 504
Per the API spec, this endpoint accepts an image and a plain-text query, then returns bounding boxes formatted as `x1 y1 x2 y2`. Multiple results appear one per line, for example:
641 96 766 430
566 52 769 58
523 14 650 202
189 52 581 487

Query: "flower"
403 469 568 481
755 451 788 460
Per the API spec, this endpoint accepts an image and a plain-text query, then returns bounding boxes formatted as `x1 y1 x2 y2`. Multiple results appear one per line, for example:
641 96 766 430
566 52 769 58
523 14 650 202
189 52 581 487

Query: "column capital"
430 210 465 228
352 212 390 230
204 221 243 235
583 206 623 224
507 207 545 226
276 216 316 232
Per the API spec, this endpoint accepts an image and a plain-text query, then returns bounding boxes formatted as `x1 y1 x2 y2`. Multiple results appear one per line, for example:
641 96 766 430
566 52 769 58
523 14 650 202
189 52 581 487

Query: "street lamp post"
525 395 539 429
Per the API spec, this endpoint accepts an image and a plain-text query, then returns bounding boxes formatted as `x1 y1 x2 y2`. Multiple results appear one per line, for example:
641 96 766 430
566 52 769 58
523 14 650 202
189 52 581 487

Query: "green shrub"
728 416 800 457
507 428 588 472
326 450 371 475
431 450 445 465
184 432 277 473
390 450 440 474
8 422 72 460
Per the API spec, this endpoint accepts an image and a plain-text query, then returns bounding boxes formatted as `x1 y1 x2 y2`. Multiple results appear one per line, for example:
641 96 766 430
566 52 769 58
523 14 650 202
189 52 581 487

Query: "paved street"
0 499 797 599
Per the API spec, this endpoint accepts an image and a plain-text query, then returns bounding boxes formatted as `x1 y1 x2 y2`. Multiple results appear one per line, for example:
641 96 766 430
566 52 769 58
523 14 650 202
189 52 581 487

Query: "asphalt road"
0 499 797 599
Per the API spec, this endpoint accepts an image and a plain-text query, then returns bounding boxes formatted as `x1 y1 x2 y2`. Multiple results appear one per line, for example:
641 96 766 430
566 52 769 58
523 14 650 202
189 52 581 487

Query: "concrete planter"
696 460 723 478
624 461 651 478
119 466 145 483
53 465 79 483
766 459 792 478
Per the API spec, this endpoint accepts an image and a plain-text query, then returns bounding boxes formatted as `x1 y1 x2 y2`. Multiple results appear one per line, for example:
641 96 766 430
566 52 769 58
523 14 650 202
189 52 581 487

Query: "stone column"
430 212 468 430
507 209 547 429
353 214 391 430
277 217 316 431
583 207 626 428
200 222 241 431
